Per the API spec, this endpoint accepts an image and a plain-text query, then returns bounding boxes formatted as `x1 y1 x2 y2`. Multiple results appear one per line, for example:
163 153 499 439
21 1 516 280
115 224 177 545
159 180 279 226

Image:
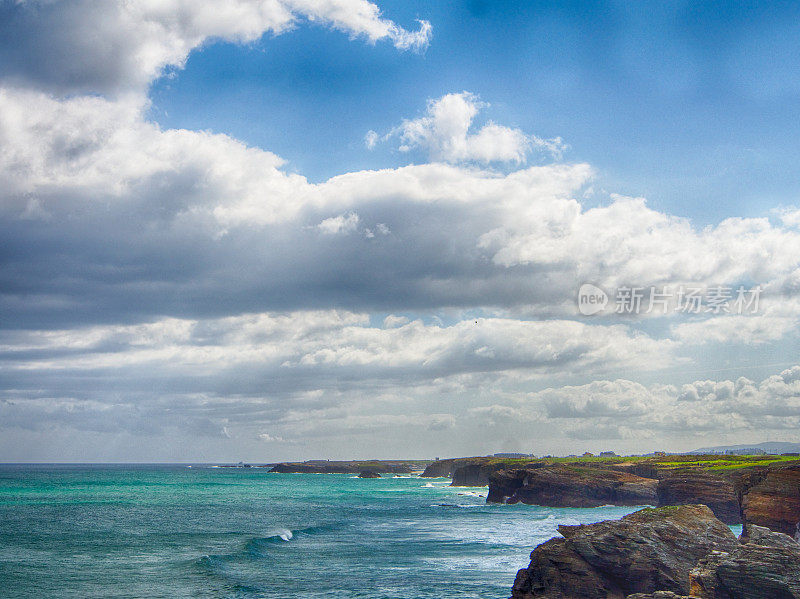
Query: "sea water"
0 464 642 598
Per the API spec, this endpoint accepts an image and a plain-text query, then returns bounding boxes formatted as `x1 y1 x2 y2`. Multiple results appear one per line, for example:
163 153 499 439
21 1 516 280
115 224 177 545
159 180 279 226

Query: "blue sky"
2 0 800 462
149 0 800 222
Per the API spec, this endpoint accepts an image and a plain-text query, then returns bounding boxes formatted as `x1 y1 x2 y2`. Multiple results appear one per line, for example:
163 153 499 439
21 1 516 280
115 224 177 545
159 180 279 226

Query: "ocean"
0 464 643 598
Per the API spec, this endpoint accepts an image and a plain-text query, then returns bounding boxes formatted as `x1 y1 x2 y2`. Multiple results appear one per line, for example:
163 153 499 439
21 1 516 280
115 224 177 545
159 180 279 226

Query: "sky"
1 0 800 462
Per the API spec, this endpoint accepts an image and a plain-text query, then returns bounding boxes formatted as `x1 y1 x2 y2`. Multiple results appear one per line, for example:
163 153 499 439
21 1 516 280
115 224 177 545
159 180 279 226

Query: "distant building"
582 452 594 458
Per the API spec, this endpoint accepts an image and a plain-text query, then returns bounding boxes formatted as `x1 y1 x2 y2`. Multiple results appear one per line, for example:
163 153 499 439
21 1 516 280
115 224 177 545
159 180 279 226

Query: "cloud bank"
1 1 799 460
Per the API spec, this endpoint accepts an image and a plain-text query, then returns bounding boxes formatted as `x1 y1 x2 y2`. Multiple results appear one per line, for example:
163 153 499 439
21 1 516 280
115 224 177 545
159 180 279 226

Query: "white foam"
457 491 487 498
277 529 293 541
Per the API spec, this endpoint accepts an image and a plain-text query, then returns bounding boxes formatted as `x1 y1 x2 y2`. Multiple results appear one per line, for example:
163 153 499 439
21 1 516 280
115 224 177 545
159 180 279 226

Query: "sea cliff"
510 504 800 599
431 454 800 534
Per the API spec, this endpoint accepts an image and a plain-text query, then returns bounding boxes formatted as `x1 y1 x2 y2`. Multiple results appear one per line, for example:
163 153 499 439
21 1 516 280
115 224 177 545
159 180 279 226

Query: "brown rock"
657 470 741 524
420 458 457 477
739 464 800 536
489 465 658 507
511 505 738 599
688 525 800 598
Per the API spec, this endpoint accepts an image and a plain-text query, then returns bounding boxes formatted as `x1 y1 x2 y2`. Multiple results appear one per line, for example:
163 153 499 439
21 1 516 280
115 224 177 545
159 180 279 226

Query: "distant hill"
690 441 800 455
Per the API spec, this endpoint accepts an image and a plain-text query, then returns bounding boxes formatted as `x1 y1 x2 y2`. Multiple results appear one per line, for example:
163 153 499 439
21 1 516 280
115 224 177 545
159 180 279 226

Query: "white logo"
578 283 608 315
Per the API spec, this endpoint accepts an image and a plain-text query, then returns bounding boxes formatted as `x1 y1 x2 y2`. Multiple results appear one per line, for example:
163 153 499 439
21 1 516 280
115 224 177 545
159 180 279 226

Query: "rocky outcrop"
608 462 667 480
420 457 541 484
357 470 380 478
509 508 800 599
656 470 741 524
511 505 739 599
688 524 800 598
451 463 493 486
451 461 543 487
487 462 798 529
488 466 658 507
739 464 800 536
420 459 456 477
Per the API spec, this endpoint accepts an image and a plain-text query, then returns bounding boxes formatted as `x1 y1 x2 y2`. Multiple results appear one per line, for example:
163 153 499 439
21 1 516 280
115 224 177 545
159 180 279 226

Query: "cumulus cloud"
0 309 676 450
316 212 360 235
0 311 671 387
3 1 800 459
4 80 800 334
385 92 566 164
778 207 800 228
512 366 800 443
0 0 431 96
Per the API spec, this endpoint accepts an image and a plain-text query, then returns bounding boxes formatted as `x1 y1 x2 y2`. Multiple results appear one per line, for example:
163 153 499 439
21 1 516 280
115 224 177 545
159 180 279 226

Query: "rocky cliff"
656 469 741 523
420 459 457 477
451 461 543 486
509 505 800 599
511 505 738 599
420 457 540 484
488 461 800 529
738 464 800 536
488 465 658 507
688 524 800 598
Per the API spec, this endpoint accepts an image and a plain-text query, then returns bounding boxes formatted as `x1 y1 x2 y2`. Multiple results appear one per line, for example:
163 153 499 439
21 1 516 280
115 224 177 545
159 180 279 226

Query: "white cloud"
3 84 800 349
382 315 409 328
316 212 360 235
512 365 800 441
0 0 431 96
3 1 800 459
671 314 798 345
778 207 800 228
0 310 672 398
0 309 681 454
288 0 431 51
479 194 800 294
364 129 379 149
391 92 536 164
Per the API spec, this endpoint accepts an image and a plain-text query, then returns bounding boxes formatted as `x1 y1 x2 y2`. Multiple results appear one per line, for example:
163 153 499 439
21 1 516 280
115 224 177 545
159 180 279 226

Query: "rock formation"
451 461 542 486
488 461 800 530
357 470 380 478
509 507 800 599
656 469 741 523
510 505 739 599
738 464 800 536
688 524 800 598
488 466 658 507
420 459 456 477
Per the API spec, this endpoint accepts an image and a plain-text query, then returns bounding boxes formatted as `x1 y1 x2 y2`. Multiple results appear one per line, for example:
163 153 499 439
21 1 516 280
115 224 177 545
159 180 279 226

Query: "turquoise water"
0 465 641 598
